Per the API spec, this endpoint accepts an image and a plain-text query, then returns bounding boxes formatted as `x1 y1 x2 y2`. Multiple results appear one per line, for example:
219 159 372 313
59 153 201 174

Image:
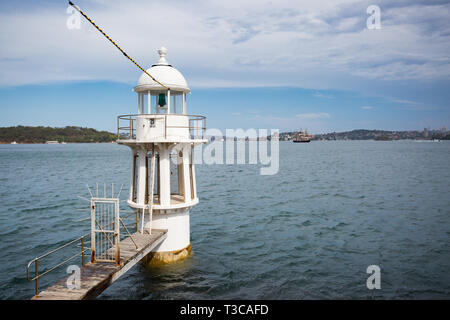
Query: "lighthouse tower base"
142 208 192 265
142 243 191 266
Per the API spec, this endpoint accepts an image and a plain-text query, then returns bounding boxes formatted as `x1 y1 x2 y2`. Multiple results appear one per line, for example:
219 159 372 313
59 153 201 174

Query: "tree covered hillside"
0 126 117 143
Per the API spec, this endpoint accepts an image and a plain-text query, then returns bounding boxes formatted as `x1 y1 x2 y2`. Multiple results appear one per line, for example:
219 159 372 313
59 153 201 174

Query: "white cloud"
390 99 417 105
361 106 373 110
0 0 449 89
314 92 333 99
296 112 331 119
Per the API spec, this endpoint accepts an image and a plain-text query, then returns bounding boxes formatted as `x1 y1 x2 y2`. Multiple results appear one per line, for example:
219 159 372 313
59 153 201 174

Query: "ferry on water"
293 129 313 143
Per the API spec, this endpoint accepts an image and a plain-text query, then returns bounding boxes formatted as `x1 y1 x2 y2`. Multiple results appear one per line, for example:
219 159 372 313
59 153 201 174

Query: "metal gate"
90 198 120 265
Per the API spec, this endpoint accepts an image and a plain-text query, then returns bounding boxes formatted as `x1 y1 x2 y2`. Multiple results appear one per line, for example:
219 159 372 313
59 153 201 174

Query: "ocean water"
0 141 449 299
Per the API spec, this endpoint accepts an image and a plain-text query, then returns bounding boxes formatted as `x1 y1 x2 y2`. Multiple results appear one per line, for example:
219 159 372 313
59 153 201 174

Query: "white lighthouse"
117 47 206 264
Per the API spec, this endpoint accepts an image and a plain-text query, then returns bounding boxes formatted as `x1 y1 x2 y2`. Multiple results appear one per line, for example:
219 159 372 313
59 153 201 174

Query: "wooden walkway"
33 229 167 300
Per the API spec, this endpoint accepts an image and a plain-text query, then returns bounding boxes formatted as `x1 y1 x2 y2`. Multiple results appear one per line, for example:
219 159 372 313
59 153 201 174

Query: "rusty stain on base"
142 243 191 266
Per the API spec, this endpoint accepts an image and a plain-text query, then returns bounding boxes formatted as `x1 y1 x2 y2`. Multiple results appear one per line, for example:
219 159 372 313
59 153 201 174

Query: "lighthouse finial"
157 47 169 65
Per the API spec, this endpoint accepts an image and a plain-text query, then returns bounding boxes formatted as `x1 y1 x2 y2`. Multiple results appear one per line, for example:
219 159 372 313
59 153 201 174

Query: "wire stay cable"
68 1 169 90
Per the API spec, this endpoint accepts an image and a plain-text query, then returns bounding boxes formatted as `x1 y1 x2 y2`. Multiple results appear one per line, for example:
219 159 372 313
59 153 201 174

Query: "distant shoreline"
0 141 116 144
2 126 449 143
279 129 450 141
0 126 117 144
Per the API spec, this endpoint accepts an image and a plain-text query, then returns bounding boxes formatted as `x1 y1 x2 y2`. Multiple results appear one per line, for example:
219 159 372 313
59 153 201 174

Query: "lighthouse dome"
134 47 190 93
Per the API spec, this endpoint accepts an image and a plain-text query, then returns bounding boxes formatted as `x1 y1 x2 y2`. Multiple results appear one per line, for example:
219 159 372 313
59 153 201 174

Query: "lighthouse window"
189 160 194 200
170 151 179 195
173 94 183 114
170 150 185 200
158 94 166 107
145 94 156 114
178 151 185 197
146 151 160 205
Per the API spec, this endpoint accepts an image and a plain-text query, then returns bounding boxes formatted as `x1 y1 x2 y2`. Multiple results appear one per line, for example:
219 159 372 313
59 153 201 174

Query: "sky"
0 0 449 133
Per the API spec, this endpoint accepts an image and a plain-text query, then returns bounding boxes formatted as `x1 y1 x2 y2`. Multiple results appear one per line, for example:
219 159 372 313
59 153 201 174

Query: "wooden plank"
33 229 167 300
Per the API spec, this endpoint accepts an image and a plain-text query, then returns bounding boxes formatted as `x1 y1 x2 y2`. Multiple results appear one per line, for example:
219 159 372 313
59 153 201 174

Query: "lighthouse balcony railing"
117 114 206 141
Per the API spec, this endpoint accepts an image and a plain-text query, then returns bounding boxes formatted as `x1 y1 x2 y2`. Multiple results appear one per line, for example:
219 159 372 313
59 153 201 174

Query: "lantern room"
134 46 189 115
117 47 204 143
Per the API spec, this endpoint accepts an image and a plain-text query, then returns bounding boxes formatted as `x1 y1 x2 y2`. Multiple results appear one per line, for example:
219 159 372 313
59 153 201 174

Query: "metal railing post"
81 237 85 266
35 259 38 297
26 233 91 296
115 199 120 265
130 117 133 140
91 201 96 263
112 220 115 250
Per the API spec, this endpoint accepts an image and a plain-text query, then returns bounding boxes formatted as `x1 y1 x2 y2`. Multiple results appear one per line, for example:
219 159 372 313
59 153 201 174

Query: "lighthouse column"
159 145 171 206
182 145 192 201
136 147 147 206
190 147 197 199
129 148 137 202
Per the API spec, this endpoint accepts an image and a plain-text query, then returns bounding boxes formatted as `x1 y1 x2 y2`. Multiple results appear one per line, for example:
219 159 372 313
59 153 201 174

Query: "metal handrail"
117 113 206 140
26 233 90 297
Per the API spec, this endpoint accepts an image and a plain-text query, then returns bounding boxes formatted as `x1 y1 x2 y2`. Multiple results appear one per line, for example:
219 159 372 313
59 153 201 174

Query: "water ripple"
1 141 449 299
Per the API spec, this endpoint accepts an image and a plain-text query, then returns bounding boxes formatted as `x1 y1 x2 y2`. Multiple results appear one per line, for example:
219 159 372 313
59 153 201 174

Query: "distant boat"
293 129 313 143
45 141 59 144
61 142 67 144
11 141 17 144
